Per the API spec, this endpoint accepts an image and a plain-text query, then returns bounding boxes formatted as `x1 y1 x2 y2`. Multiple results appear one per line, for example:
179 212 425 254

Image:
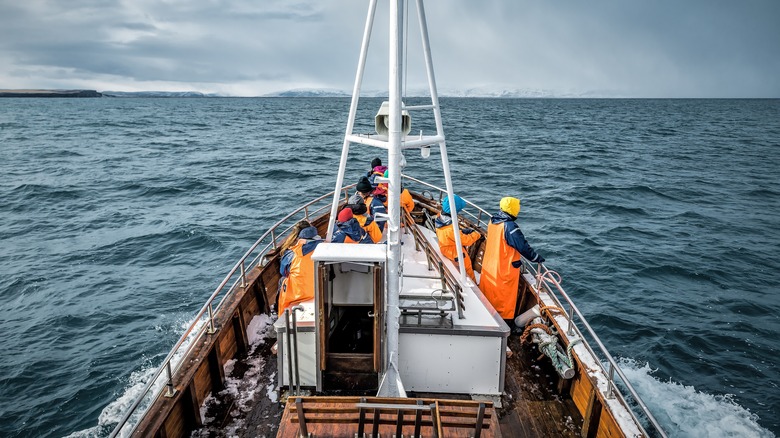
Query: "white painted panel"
312 242 386 263
332 270 374 306
278 330 317 387
398 333 502 395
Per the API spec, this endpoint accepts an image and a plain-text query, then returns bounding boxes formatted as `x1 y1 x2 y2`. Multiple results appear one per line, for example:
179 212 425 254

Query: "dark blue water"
1 98 778 437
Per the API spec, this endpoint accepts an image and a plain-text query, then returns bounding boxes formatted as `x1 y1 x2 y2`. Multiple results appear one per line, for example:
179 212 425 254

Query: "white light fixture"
421 146 431 159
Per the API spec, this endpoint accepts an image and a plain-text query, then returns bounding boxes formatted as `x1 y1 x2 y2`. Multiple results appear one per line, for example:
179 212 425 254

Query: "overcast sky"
1 0 778 97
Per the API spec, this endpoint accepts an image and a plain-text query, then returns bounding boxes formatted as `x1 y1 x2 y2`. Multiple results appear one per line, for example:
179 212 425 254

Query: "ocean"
0 97 778 437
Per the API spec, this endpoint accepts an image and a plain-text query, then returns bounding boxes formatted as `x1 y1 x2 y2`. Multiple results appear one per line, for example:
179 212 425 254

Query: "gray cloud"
0 0 778 97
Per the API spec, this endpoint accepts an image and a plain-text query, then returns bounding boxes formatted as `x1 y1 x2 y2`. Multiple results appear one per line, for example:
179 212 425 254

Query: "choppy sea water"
1 97 778 437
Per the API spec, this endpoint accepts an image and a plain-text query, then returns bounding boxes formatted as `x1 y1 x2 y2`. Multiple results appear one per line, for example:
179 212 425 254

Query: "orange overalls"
435 218 481 281
278 239 317 313
479 221 522 319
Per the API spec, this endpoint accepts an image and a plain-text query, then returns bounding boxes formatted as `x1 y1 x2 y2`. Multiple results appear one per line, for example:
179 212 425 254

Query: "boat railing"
400 174 667 438
110 183 356 438
402 174 491 230
528 263 668 438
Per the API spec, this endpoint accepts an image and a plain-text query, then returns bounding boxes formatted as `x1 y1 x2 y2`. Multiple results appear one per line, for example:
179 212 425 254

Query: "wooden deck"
498 335 583 437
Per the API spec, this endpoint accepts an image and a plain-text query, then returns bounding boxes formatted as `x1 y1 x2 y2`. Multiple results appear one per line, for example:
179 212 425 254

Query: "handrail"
400 174 667 438
109 183 355 437
402 210 465 318
528 262 668 438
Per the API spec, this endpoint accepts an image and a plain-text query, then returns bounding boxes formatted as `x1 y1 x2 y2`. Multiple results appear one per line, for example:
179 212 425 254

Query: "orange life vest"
435 220 481 281
400 188 414 214
355 214 382 243
479 221 522 319
278 239 316 312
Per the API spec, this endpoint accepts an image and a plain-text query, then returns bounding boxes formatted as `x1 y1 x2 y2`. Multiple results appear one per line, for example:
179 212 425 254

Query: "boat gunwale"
111 175 665 438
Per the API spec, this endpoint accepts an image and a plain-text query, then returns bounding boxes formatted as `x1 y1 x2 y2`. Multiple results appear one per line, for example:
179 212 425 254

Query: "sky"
0 0 778 98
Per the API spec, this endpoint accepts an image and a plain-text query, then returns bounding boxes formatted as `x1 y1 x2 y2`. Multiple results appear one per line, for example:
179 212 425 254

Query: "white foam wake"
618 358 774 438
65 315 207 438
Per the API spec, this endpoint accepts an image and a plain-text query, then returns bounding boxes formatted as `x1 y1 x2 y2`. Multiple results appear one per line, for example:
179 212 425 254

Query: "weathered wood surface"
276 396 500 438
498 335 583 438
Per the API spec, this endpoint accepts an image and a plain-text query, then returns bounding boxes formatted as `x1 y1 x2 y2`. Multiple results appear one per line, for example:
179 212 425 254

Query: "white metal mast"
325 0 468 398
377 0 405 397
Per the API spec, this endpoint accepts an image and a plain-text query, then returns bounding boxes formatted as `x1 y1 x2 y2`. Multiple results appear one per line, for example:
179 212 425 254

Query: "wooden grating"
276 396 500 438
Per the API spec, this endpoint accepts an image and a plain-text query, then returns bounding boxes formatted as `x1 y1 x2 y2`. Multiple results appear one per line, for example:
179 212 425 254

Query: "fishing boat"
109 1 667 437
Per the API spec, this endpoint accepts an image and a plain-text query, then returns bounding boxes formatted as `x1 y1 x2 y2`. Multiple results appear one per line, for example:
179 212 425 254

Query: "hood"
434 213 453 228
491 210 516 224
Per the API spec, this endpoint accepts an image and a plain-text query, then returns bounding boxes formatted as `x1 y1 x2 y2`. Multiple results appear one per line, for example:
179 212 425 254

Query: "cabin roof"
312 242 387 263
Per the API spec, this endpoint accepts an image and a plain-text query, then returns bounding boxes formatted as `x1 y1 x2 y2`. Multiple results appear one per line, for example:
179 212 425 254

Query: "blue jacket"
332 218 373 244
491 211 542 267
370 195 387 232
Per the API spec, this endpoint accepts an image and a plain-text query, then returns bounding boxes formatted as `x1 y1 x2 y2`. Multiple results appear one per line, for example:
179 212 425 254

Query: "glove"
535 255 545 264
462 228 474 235
511 260 523 268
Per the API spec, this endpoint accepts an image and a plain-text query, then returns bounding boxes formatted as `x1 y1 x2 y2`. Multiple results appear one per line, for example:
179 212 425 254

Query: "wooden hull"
125 191 644 438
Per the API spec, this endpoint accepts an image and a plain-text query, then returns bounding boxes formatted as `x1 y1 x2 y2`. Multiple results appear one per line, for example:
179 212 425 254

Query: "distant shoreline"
1 89 776 99
0 89 102 98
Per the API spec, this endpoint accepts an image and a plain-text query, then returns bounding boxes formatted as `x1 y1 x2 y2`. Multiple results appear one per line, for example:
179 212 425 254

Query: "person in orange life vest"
277 223 324 314
479 197 544 322
382 169 414 215
434 194 481 281
331 206 373 244
400 186 414 215
349 202 382 243
349 176 387 232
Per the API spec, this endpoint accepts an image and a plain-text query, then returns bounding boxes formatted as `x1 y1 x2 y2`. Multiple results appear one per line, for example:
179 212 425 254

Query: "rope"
520 323 551 345
565 338 582 368
539 305 565 315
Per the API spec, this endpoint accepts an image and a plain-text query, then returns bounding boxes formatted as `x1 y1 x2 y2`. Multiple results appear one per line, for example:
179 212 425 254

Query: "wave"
64 227 225 266
9 183 84 200
618 358 774 437
63 315 209 438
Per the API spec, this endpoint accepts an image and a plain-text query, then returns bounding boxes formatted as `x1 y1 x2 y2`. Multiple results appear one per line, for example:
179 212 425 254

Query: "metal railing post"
607 363 615 398
164 361 175 397
567 304 575 336
240 261 246 288
291 305 304 395
207 303 216 334
438 261 446 291
284 309 294 394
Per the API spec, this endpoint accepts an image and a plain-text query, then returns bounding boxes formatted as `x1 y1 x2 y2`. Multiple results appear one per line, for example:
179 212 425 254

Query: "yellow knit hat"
500 197 521 217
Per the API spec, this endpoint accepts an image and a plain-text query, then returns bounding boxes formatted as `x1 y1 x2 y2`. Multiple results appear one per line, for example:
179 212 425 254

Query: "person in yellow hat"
479 197 544 322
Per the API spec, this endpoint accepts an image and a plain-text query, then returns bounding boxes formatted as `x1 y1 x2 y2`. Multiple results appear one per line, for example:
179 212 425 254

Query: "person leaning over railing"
479 197 545 325
277 221 324 314
435 194 481 281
